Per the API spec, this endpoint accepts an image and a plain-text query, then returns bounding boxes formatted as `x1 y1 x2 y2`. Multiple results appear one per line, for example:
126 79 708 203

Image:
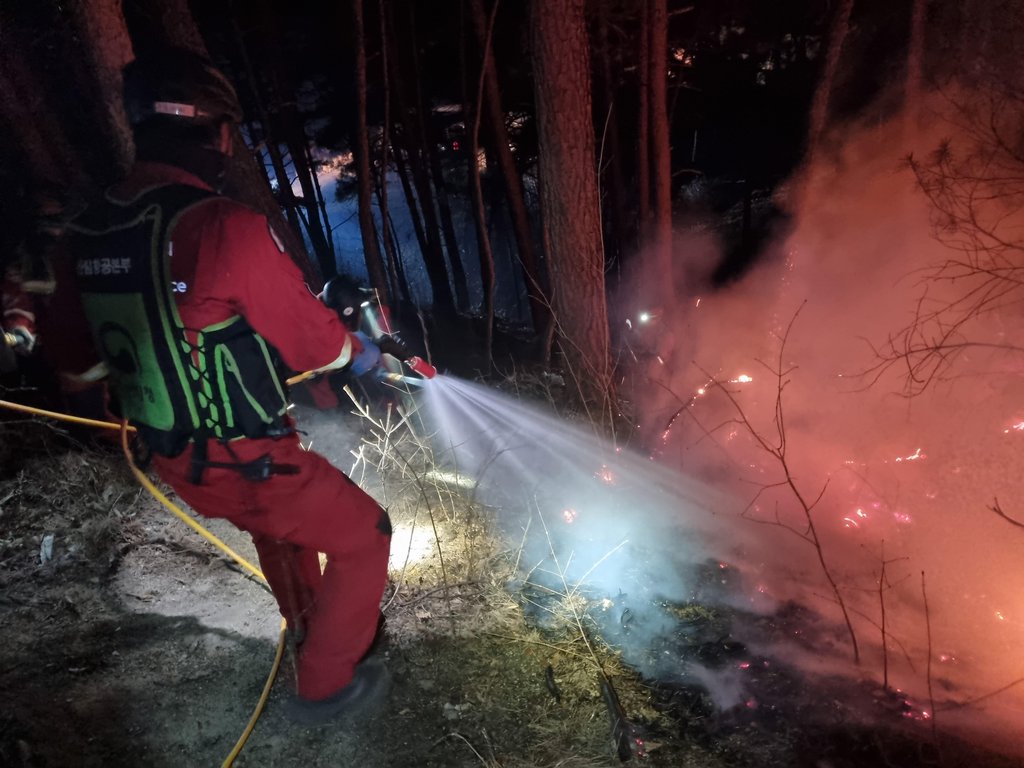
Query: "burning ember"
894 447 925 462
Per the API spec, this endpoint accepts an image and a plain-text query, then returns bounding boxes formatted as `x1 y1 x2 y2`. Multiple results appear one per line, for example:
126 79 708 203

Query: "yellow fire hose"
0 398 286 767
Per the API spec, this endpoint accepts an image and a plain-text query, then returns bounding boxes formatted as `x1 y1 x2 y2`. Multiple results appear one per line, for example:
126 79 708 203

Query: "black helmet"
319 276 370 330
123 47 243 126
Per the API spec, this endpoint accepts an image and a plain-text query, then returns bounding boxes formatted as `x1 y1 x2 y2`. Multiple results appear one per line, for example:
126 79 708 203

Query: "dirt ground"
1 403 1022 768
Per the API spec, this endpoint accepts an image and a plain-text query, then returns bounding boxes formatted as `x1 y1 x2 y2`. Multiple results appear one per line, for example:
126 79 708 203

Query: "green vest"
69 185 289 457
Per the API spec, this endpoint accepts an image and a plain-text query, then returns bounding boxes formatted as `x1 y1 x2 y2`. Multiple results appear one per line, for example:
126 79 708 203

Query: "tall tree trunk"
307 143 335 262
351 0 391 304
284 114 335 279
376 0 405 307
67 0 135 180
265 139 305 237
392 144 434 285
804 0 855 171
384 7 456 314
374 178 405 304
0 45 82 188
469 0 550 340
594 0 628 274
468 0 499 364
636 0 651 243
426 142 470 311
648 0 672 282
229 19 307 240
529 0 612 412
407 5 470 312
905 0 926 134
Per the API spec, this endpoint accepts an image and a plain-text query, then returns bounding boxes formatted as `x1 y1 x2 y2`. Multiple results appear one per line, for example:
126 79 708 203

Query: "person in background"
0 187 108 428
59 47 392 725
2 189 57 371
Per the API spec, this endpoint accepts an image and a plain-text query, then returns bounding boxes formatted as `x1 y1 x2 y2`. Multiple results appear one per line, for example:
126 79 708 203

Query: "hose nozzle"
406 356 436 379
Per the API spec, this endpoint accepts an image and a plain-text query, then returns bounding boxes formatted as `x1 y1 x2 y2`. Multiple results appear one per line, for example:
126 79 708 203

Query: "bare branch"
989 497 1024 529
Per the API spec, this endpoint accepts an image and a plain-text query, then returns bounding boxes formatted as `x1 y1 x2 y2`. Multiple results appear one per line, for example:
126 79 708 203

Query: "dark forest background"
0 0 1000 407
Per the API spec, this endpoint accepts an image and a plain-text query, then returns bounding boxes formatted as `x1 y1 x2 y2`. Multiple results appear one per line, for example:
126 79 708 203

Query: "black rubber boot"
284 656 391 727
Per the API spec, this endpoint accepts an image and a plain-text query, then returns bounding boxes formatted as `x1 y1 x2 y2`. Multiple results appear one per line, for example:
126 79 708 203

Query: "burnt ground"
1 403 1022 768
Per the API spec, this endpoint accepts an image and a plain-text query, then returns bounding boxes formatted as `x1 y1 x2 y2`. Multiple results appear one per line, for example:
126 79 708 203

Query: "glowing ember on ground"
596 465 616 484
562 508 579 524
1003 421 1024 434
730 374 753 383
843 507 869 529
898 695 932 721
894 447 926 462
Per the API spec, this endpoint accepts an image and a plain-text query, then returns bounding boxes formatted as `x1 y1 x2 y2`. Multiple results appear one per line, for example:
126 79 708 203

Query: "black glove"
376 334 411 361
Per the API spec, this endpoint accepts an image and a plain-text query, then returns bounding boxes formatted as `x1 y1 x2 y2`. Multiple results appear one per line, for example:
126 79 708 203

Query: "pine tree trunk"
266 140 305 237
384 6 456 314
636 0 651 242
307 144 336 263
284 115 335 279
67 0 135 180
228 19 306 242
351 0 391 304
905 0 926 133
376 0 405 307
805 0 855 167
468 0 498 364
0 44 82 188
392 145 433 283
594 0 628 274
648 0 672 281
470 0 550 340
407 5 470 312
529 0 612 412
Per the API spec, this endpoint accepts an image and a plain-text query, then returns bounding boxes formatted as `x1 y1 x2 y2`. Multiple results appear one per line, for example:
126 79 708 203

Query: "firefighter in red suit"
62 48 391 724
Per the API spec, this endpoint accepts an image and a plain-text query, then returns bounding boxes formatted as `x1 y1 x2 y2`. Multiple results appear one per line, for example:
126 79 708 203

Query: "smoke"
614 95 1024 751
419 91 1023 753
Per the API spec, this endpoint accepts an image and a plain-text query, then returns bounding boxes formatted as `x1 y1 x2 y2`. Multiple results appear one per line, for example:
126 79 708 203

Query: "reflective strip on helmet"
153 101 203 118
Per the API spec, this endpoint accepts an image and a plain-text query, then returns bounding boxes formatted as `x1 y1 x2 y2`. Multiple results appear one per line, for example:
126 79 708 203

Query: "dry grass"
343 387 671 764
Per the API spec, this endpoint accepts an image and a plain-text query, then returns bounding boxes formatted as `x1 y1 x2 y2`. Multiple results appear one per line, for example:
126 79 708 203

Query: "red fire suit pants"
153 433 391 701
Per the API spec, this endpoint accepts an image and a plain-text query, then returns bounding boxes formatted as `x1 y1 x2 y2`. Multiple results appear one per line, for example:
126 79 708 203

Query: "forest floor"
1 394 1022 768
